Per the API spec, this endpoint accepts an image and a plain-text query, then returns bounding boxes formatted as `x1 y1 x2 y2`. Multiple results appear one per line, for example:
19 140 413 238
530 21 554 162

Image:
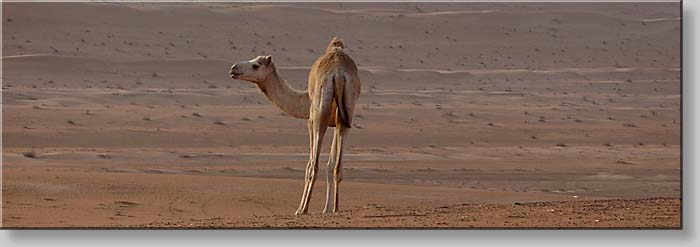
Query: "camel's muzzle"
229 69 242 79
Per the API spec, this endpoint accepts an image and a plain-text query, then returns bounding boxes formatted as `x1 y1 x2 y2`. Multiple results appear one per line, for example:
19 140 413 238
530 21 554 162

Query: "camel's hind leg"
332 124 348 213
323 120 348 213
295 84 333 215
295 119 328 215
323 126 339 214
295 120 315 215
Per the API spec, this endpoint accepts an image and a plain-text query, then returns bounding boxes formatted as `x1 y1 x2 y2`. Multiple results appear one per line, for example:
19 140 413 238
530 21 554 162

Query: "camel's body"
230 37 361 214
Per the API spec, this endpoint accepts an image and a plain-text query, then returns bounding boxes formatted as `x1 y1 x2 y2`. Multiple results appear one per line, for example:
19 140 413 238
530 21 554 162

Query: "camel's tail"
333 70 351 128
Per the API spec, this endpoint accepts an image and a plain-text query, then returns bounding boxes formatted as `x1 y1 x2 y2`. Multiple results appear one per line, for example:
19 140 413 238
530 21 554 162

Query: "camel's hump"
326 36 345 53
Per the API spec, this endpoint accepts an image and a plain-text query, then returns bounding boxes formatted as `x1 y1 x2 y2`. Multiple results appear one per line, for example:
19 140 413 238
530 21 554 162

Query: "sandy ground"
1 2 681 228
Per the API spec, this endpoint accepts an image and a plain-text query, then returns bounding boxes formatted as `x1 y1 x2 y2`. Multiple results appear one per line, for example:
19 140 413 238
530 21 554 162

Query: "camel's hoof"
295 209 305 215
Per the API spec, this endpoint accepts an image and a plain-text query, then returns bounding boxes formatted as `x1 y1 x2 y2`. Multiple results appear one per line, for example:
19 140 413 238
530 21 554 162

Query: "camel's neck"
256 68 310 119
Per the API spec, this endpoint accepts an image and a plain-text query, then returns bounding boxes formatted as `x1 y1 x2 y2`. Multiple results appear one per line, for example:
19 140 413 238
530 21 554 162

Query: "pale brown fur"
308 37 360 127
230 37 361 214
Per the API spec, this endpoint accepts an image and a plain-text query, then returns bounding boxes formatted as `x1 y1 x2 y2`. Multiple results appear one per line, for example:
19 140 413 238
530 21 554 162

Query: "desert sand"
1 2 681 228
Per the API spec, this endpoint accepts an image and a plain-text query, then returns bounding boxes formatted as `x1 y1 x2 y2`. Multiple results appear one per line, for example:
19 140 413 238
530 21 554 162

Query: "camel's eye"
252 64 260 70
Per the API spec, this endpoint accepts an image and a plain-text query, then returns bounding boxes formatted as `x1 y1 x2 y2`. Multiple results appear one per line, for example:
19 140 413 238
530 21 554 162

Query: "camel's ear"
262 56 273 66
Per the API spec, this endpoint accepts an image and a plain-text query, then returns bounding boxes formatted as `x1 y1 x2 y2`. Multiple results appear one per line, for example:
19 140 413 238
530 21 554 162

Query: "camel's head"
229 55 274 83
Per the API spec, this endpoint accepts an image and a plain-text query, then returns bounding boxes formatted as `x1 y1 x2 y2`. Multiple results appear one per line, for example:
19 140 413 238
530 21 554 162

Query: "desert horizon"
1 2 681 228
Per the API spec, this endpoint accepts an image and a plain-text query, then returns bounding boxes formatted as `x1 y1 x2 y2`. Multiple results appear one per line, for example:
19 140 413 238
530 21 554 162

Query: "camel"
229 37 361 215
